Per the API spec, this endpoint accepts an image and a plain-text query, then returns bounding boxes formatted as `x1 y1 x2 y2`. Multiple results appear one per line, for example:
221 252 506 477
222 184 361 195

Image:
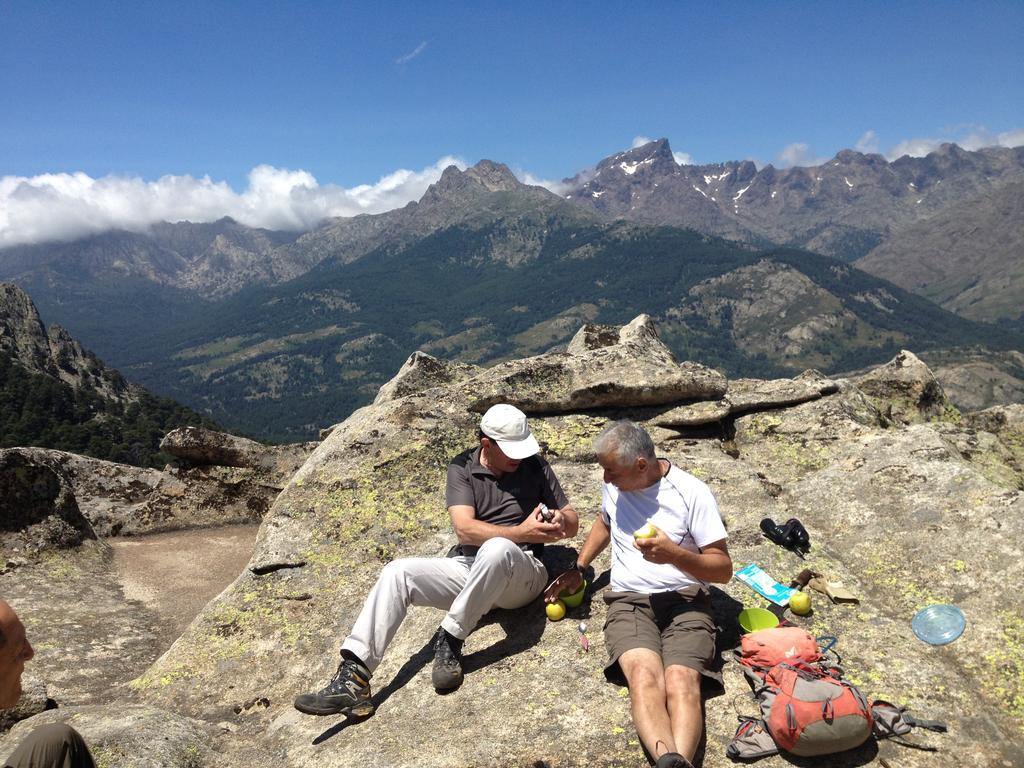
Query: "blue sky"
1 0 1022 244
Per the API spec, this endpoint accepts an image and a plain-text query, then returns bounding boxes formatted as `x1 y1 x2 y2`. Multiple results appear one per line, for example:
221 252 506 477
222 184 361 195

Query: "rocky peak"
832 149 889 168
733 159 758 183
462 160 523 192
419 161 525 209
0 282 56 375
596 138 679 178
0 281 133 402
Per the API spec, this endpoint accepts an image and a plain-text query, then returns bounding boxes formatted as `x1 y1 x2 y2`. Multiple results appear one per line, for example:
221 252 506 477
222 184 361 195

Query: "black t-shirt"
445 447 569 527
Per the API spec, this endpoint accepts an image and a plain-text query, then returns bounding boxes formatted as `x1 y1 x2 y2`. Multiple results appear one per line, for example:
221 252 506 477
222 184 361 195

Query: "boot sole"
293 699 375 717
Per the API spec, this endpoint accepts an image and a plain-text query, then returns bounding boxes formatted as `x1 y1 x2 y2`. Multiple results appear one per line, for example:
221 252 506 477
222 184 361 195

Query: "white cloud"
775 143 829 168
885 126 1024 159
0 157 464 248
855 130 879 154
631 136 654 149
395 41 428 65
516 171 570 196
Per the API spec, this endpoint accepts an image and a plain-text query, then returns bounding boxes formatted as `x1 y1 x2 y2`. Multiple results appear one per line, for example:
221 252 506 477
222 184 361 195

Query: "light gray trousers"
341 537 548 672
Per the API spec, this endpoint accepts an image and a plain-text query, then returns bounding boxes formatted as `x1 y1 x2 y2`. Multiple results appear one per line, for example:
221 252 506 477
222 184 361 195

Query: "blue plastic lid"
912 604 966 645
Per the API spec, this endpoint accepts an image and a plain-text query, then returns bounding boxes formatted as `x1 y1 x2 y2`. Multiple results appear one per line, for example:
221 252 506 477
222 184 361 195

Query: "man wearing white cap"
295 404 577 717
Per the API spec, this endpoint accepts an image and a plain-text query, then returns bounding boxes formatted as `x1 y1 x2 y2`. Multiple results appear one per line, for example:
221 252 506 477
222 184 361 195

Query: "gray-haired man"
296 404 578 717
545 420 731 768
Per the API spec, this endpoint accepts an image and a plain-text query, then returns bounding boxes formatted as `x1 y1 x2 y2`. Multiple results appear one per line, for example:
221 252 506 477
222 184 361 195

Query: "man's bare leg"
665 664 703 762
618 648 676 759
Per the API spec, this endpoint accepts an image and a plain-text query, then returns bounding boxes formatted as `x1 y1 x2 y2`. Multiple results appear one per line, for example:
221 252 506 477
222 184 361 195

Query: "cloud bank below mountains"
0 157 465 248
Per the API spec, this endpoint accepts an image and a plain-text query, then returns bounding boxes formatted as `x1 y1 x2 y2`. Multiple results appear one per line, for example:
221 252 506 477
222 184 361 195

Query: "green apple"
633 522 658 539
789 591 812 615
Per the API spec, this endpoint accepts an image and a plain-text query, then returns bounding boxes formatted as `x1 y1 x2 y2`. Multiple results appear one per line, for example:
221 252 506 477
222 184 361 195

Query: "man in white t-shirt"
545 420 731 768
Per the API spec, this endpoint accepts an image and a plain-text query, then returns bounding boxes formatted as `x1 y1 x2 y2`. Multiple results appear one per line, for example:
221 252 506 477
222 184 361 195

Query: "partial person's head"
593 420 660 491
479 403 540 474
0 600 34 709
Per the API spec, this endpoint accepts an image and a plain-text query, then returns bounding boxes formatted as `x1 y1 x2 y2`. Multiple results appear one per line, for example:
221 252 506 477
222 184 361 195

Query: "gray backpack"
726 664 947 761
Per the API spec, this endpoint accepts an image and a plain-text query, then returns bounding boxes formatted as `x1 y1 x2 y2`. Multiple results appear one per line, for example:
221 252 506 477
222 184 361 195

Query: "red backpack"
727 628 946 761
737 626 822 669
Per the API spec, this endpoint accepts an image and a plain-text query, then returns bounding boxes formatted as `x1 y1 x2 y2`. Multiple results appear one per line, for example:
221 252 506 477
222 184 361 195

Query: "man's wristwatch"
568 560 586 576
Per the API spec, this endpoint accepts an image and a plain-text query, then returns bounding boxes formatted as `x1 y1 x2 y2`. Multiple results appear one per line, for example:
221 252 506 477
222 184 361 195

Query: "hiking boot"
654 753 694 768
293 658 374 716
431 627 464 691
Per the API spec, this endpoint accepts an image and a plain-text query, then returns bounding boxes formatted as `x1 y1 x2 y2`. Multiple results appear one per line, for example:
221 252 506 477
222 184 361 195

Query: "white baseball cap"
480 404 540 460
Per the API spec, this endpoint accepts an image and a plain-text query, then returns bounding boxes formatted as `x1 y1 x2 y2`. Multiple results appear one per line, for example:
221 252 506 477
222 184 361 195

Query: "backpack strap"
901 712 947 732
725 716 779 762
871 700 947 743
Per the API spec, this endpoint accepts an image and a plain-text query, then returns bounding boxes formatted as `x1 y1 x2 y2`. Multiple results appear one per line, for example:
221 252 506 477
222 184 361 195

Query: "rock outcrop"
853 349 952 424
0 706 212 768
462 315 728 413
654 370 839 428
114 323 1024 768
160 427 315 480
0 283 133 403
0 449 98 563
0 444 313 540
110 318 1023 768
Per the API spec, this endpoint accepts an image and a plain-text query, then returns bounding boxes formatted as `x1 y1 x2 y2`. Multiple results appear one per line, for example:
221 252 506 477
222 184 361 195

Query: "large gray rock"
0 449 97 563
655 370 838 427
462 314 728 412
160 427 315 478
125 319 1023 767
9 448 293 538
8 315 1024 765
966 403 1024 436
373 351 480 405
854 349 952 424
0 706 212 768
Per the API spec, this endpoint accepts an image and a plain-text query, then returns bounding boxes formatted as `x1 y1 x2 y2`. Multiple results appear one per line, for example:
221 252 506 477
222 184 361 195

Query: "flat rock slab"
0 544 163 707
111 524 260 648
654 370 838 428
0 705 212 768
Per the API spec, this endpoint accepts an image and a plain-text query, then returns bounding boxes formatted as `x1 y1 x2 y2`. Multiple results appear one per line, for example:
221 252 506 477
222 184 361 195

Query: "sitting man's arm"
551 503 579 539
544 513 610 602
449 504 565 546
634 534 733 583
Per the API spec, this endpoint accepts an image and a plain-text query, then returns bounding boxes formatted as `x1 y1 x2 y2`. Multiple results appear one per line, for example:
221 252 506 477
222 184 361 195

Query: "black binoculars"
760 517 811 553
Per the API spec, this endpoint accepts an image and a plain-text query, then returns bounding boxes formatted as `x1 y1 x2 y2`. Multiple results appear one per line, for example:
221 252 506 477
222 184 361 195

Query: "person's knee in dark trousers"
4 722 96 768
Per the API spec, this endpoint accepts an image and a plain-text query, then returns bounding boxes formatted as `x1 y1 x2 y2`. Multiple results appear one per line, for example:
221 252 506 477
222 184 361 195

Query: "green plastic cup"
738 607 779 633
560 579 588 609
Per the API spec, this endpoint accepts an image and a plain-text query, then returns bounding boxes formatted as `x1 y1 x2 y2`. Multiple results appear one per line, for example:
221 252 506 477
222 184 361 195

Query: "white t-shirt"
601 461 728 593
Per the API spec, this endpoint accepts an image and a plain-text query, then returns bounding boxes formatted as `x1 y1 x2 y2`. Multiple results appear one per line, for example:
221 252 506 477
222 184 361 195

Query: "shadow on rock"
711 586 745 654
777 739 879 767
462 604 546 675
311 636 436 745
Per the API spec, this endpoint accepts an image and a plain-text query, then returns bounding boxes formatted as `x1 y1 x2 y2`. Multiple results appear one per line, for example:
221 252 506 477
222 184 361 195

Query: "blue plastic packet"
734 563 797 606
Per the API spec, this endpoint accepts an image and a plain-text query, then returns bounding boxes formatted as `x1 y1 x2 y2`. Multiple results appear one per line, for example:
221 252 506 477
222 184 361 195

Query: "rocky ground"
2 315 1023 767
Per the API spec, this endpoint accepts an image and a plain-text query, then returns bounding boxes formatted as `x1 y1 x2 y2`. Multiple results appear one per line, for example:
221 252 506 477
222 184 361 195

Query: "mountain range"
563 139 1024 322
1 142 1021 440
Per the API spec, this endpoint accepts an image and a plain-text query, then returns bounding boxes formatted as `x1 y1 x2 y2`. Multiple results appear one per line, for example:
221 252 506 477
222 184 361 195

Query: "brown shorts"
602 589 724 698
